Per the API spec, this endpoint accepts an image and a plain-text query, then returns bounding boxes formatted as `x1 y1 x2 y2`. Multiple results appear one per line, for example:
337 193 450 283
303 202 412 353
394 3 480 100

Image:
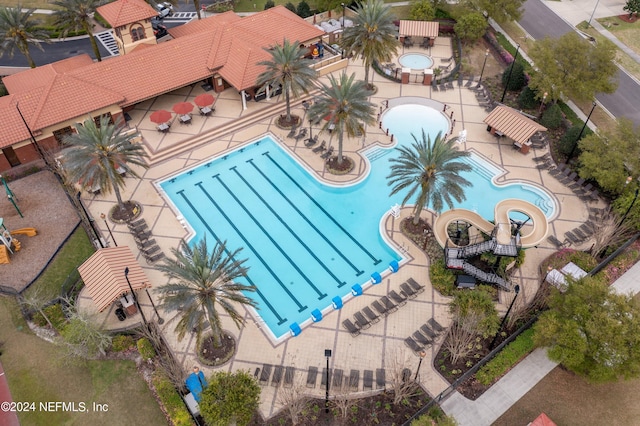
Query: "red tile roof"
0 96 33 148
97 0 157 28
3 55 95 94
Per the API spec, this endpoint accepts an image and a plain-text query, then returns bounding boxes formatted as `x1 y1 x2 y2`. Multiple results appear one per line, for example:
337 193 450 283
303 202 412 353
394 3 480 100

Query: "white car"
155 2 174 18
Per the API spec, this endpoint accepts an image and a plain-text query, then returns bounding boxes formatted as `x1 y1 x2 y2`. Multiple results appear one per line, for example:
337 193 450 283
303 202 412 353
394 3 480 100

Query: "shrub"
200 370 260 426
137 337 156 361
284 1 296 12
558 125 588 156
264 0 275 9
111 334 135 352
430 260 456 296
541 103 563 129
296 0 312 18
501 61 526 92
152 372 194 426
475 328 535 385
517 86 538 110
33 304 68 331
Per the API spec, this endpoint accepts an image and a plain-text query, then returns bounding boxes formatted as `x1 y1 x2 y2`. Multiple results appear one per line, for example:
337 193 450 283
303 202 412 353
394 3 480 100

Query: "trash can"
115 308 127 321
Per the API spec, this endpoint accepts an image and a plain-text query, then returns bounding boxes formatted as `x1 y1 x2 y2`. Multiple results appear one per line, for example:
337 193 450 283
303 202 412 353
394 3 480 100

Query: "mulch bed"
618 13 638 23
199 332 236 366
326 155 355 174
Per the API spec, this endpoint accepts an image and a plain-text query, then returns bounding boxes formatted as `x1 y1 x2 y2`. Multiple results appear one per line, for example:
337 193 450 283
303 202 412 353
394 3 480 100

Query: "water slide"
433 200 548 290
10 228 37 237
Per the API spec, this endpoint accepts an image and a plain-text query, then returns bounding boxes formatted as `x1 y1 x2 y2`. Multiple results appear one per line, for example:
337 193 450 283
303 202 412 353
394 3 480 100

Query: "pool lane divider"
262 152 382 266
193 183 309 313
230 166 348 288
247 158 363 278
175 189 288 325
211 173 328 301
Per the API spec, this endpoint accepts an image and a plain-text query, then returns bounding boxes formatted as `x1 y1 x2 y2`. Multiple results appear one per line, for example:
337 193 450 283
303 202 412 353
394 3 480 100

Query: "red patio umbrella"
173 102 194 115
149 109 172 124
193 93 215 107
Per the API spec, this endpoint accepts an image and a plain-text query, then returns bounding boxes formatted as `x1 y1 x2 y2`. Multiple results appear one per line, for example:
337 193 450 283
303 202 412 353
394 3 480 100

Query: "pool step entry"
365 147 393 162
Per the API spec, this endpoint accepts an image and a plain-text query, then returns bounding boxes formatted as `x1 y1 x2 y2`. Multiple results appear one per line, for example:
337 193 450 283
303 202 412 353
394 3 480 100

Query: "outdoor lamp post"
489 285 520 349
414 350 426 381
588 0 601 27
478 49 490 84
538 92 548 116
325 349 332 413
77 191 104 248
341 3 346 59
100 213 117 247
124 267 148 326
568 101 597 161
620 177 640 227
500 44 520 103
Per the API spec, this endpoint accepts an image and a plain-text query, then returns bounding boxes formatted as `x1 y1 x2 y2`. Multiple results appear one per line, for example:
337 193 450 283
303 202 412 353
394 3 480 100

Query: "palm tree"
340 0 399 88
52 0 102 62
155 238 257 348
60 115 148 215
0 4 50 68
387 130 473 225
256 39 317 126
308 71 376 165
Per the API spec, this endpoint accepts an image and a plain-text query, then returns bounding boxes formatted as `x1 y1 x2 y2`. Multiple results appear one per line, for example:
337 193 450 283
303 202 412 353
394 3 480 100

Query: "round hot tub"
398 53 434 70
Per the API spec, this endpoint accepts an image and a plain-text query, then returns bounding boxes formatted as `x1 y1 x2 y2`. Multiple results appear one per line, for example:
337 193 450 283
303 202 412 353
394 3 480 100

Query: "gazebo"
483 105 547 154
398 20 439 46
78 246 152 314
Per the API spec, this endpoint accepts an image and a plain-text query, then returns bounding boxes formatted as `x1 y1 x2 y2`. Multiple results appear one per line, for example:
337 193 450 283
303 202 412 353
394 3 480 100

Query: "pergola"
484 105 547 153
398 20 439 43
78 246 151 312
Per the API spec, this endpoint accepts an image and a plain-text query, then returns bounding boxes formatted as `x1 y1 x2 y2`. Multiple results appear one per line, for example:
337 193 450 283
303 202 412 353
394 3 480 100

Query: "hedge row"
152 372 194 426
475 328 535 385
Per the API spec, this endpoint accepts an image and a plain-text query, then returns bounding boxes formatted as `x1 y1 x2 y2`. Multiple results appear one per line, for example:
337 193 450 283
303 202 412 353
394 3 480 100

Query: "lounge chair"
284 366 295 388
294 128 308 141
573 228 588 241
389 290 407 306
271 365 283 387
321 368 332 389
420 324 437 340
354 311 371 329
312 141 326 153
304 135 318 147
306 366 318 388
564 230 582 245
362 306 380 323
432 80 439 92
407 278 425 293
128 218 147 228
363 370 373 390
380 296 398 313
404 337 424 354
332 368 343 390
320 146 334 159
401 368 411 383
400 283 418 299
135 238 157 249
286 126 298 138
146 252 165 263
342 318 361 336
428 318 445 334
371 300 388 317
547 235 564 248
579 223 594 236
142 245 161 256
413 331 432 346
376 369 386 389
348 370 359 391
259 364 272 385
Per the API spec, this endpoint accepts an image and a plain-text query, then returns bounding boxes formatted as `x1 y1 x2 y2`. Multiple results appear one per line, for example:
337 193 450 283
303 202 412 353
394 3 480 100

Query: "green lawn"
23 227 94 301
0 297 167 426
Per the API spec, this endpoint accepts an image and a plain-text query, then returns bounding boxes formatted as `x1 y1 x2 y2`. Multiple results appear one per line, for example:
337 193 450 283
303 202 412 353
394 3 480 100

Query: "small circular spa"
398 53 434 71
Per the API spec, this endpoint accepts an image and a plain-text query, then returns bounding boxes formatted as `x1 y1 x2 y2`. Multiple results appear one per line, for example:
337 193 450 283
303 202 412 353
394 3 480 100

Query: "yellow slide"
10 228 37 237
0 245 8 264
433 199 548 248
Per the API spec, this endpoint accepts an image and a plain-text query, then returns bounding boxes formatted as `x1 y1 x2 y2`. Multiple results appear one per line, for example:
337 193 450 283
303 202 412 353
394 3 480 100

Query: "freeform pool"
398 53 434 70
160 102 556 342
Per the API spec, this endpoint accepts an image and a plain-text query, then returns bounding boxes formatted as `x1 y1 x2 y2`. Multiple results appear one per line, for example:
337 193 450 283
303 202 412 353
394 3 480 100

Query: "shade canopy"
78 246 152 312
149 109 172 124
398 20 439 38
484 105 547 144
173 101 194 115
193 93 215 107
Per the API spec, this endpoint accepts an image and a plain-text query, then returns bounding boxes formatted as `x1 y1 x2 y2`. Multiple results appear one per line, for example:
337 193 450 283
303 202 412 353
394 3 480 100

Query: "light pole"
538 92 548 116
77 191 104 248
341 3 346 59
414 350 426 381
478 49 490 84
124 267 148 326
568 101 597 161
500 44 520 103
100 213 117 247
588 0 601 27
489 285 520 349
324 349 332 413
620 177 639 227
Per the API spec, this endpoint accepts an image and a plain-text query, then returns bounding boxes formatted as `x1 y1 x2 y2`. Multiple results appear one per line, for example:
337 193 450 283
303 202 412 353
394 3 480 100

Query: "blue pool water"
398 53 434 70
160 103 555 341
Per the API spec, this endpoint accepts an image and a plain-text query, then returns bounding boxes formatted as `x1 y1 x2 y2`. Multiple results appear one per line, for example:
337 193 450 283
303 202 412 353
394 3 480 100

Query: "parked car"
155 2 174 18
151 18 168 38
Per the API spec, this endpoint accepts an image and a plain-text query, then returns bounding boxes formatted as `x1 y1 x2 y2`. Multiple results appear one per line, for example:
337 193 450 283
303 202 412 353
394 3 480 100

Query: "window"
93 113 114 128
130 25 146 42
53 126 74 144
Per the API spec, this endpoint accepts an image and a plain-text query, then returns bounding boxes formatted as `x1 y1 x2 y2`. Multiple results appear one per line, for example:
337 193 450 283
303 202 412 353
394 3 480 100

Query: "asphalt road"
519 0 640 126
0 37 109 68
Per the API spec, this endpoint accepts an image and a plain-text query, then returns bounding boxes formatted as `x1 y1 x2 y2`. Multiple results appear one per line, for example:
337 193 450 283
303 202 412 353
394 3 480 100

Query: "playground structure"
0 223 38 264
432 199 548 291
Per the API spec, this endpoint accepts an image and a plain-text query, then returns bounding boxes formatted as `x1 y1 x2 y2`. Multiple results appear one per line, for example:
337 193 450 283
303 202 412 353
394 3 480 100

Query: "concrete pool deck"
78 37 603 420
